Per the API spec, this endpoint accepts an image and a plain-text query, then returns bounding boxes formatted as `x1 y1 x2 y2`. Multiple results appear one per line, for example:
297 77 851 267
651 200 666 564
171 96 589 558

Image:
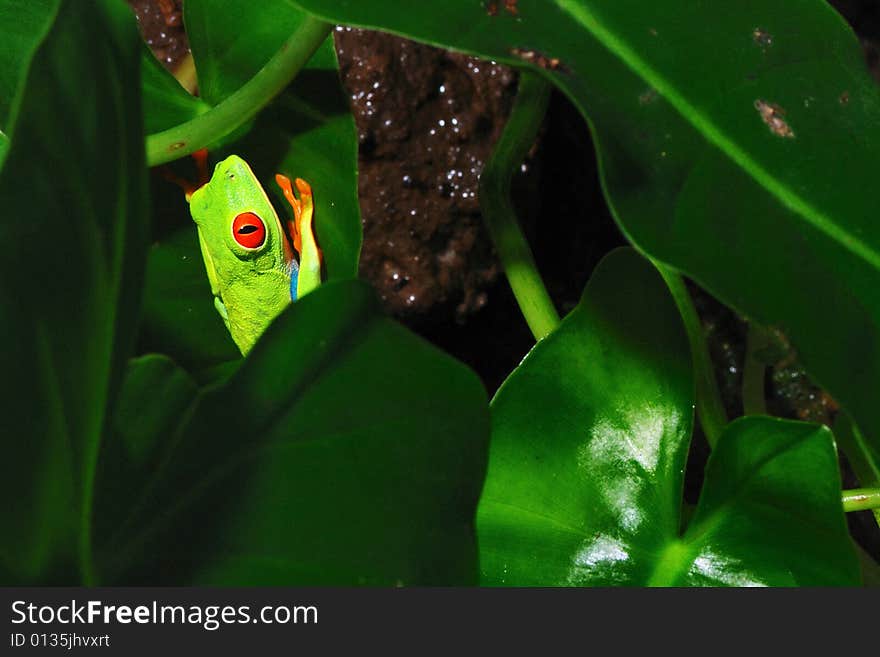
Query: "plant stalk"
833 414 880 527
479 72 560 341
146 17 332 166
653 263 727 448
742 321 769 416
842 487 880 513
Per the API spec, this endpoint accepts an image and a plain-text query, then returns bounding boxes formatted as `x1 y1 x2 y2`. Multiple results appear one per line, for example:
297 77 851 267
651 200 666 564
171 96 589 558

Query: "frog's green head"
189 155 294 280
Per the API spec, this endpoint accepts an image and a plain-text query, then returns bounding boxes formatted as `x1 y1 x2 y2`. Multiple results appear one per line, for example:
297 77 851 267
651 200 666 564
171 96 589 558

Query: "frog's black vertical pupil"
232 212 266 249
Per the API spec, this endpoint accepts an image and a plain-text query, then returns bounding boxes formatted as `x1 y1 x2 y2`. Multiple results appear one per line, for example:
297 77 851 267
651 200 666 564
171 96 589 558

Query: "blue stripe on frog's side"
289 258 300 301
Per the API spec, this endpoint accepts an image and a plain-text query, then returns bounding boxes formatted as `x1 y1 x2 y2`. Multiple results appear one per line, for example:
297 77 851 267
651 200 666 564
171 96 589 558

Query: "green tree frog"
181 152 322 355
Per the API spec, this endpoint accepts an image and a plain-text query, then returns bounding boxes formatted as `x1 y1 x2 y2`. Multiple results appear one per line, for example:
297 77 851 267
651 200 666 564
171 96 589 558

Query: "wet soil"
128 0 187 70
335 28 513 323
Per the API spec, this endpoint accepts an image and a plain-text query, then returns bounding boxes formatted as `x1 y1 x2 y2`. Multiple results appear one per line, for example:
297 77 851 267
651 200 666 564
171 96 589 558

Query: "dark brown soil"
334 28 513 323
128 0 188 70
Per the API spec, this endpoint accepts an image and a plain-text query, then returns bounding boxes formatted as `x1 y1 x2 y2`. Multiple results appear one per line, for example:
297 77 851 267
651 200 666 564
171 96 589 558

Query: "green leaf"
112 355 199 464
477 248 694 585
93 355 198 540
99 280 490 585
140 45 209 134
185 0 302 105
0 0 146 582
291 0 880 519
667 418 858 586
139 226 240 375
0 0 58 166
478 249 858 586
0 0 57 130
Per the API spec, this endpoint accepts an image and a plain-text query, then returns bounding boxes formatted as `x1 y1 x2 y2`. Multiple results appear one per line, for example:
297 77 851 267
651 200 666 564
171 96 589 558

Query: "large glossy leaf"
478 249 859 586
291 0 880 500
98 280 490 585
0 0 146 582
674 417 859 586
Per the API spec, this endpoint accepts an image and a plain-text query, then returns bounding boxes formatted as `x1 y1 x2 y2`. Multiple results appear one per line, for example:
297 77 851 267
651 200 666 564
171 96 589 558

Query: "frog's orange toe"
275 173 302 219
294 177 313 199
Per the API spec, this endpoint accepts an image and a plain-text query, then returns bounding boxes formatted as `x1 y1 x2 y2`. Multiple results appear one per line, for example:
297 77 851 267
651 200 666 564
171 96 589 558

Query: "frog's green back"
189 155 295 354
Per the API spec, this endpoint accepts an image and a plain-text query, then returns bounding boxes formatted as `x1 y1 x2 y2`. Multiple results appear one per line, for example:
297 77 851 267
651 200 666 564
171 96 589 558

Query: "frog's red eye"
232 212 266 249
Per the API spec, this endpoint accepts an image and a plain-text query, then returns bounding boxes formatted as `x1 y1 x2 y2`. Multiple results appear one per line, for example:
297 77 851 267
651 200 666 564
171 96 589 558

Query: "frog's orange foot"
276 173 316 257
275 174 323 268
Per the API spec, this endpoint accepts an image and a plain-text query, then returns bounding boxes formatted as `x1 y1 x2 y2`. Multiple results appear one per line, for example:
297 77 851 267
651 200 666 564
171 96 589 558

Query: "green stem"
833 414 880 527
653 263 727 448
742 321 769 416
146 17 332 166
480 72 560 341
842 488 880 513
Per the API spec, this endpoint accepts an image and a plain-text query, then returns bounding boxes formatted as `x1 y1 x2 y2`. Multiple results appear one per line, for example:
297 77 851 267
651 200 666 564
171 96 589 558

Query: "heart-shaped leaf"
0 0 146 583
291 0 880 513
666 417 858 586
478 248 859 586
99 280 490 585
